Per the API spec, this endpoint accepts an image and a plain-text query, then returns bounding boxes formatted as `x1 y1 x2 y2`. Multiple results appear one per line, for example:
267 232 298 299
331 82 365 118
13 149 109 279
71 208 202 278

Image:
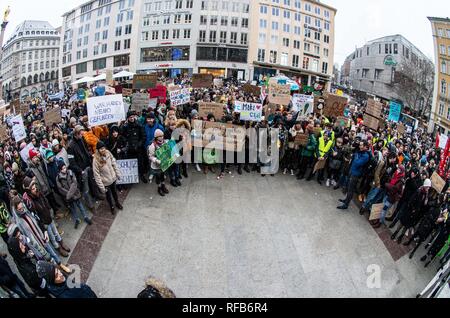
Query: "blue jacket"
144 123 165 150
48 282 97 298
350 151 371 177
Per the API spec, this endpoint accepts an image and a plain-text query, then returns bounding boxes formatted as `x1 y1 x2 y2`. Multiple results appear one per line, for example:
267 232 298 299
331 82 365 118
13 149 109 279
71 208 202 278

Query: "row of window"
258 34 329 56
260 6 331 30
22 50 58 61
262 0 331 18
144 0 193 12
437 102 450 121
142 29 191 41
439 45 450 56
20 72 59 87
437 28 450 38
260 18 330 34
199 30 247 45
257 48 328 74
22 60 59 73
200 16 249 28
143 14 192 27
201 1 249 13
69 54 130 76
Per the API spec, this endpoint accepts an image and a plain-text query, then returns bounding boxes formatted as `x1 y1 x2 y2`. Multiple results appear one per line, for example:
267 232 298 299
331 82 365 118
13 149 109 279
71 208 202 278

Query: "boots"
59 241 71 253
58 246 69 258
158 186 165 197
238 166 243 175
244 165 251 173
116 203 124 210
161 184 169 194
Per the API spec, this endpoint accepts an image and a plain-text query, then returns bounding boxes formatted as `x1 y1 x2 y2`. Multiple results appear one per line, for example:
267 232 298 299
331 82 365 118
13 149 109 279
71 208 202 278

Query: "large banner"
169 88 191 107
149 85 167 104
116 159 139 185
192 74 213 88
234 101 263 122
156 140 180 172
87 94 125 127
366 99 383 118
388 101 402 122
133 74 158 90
11 115 27 142
292 94 314 117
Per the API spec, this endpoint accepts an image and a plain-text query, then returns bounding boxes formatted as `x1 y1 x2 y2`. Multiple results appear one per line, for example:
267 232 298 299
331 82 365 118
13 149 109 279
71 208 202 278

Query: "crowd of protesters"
0 75 449 298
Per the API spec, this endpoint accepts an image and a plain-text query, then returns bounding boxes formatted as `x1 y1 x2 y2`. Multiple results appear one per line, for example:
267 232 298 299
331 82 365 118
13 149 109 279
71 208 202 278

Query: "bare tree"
393 58 434 118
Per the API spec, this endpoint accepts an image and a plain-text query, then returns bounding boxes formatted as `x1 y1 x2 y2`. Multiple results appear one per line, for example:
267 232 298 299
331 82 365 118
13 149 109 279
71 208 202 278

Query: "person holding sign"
148 130 170 197
307 131 333 185
93 142 123 215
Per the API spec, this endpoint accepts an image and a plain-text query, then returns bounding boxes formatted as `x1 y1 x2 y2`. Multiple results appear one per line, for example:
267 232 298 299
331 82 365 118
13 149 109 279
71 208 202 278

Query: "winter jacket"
400 189 428 228
148 141 166 171
23 191 53 226
46 158 64 189
144 122 165 150
301 134 317 157
0 257 17 288
93 150 121 193
47 282 97 299
56 170 82 203
67 137 92 175
350 151 371 177
373 158 386 188
107 135 127 160
27 160 51 196
122 121 145 152
384 179 404 204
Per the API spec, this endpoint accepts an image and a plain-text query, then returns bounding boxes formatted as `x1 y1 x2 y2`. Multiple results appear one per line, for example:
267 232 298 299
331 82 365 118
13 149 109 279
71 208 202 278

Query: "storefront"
253 67 277 82
199 68 226 78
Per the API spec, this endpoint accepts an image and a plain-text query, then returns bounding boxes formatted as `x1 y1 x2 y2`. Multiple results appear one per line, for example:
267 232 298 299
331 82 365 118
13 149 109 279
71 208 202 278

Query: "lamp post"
0 6 10 102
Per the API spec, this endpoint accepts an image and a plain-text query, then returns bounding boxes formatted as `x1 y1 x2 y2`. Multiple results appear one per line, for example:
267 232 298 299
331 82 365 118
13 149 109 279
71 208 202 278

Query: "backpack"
363 151 378 177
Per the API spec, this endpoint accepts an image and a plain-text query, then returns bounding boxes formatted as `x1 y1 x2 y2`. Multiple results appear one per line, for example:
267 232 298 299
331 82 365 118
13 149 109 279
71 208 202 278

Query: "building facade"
1 21 61 102
340 53 352 87
428 17 450 135
248 0 336 89
348 35 433 110
59 0 142 87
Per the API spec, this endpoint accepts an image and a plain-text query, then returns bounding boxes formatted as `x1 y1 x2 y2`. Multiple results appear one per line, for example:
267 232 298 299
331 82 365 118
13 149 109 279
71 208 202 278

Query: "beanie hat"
147 112 156 120
423 179 432 188
29 149 40 161
96 141 106 150
11 162 19 173
190 109 199 117
127 111 137 118
36 261 56 285
51 139 60 147
154 129 164 139
23 176 35 191
45 151 55 160
110 125 120 134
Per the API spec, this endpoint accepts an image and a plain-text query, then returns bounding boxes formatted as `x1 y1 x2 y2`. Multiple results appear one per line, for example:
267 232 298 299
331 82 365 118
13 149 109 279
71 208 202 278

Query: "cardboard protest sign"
44 107 62 127
10 99 20 113
11 115 27 142
133 74 158 90
431 172 445 193
243 84 261 96
234 101 263 122
268 83 291 105
294 133 309 147
388 101 402 122
313 159 327 174
363 114 379 131
198 102 224 120
87 94 126 127
366 99 383 118
122 88 133 97
156 140 180 172
323 93 347 118
213 78 223 88
61 109 71 119
192 74 213 88
132 93 150 112
169 89 191 107
116 159 139 185
369 203 384 221
292 94 314 117
397 123 406 136
149 85 167 104
149 98 158 110
0 125 8 142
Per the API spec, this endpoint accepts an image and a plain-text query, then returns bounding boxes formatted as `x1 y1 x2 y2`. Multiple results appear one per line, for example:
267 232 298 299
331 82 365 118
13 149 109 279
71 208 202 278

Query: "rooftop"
428 16 450 23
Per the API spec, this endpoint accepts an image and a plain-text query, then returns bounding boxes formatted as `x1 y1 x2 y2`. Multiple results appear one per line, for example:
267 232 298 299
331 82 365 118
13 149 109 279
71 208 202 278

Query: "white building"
137 0 250 80
1 21 61 101
59 0 142 87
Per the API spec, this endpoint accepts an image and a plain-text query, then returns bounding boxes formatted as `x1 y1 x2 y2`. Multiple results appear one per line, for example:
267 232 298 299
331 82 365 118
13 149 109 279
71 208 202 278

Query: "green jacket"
302 134 317 157
0 201 11 235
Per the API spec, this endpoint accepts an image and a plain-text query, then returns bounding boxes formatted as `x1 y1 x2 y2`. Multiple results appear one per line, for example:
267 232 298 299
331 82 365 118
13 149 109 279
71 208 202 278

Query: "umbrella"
269 75 300 91
113 70 135 79
72 76 96 85
93 74 106 81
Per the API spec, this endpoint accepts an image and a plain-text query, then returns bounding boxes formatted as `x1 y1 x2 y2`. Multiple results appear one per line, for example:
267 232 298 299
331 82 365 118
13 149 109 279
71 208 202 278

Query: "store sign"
155 63 173 68
384 55 397 66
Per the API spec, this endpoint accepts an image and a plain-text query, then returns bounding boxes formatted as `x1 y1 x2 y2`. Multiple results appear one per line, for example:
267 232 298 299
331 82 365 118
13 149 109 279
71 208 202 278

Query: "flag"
68 94 78 104
48 91 64 101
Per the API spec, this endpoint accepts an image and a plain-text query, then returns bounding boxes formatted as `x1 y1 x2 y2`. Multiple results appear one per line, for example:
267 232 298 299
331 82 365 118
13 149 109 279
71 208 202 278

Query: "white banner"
170 88 191 107
11 115 27 142
439 134 448 150
116 159 139 185
234 101 263 122
87 94 125 127
292 94 314 117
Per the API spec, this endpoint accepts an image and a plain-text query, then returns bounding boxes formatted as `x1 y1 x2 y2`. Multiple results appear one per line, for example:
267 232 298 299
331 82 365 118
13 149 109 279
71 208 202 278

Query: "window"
162 30 169 39
281 53 288 66
126 10 134 21
305 29 311 38
76 62 87 74
294 40 300 49
242 18 249 28
269 50 277 64
367 47 370 56
284 10 290 19
314 45 320 55
101 44 107 53
114 54 129 67
173 29 180 39
83 49 88 58
441 45 446 55
283 24 290 33
220 31 227 43
438 103 444 116
294 26 301 35
260 5 268 14
185 14 192 23
142 47 190 62
200 15 207 25
303 57 309 69
77 51 81 60
186 0 193 9
292 55 299 68
258 49 265 62
102 30 108 40
94 45 99 55
95 32 100 41
117 13 123 23
241 33 247 45
209 31 216 42
312 59 319 72
176 0 183 9
260 19 267 28
124 39 131 49
184 29 191 39
152 31 159 40
272 8 279 16
210 16 218 25
394 43 398 54
322 62 328 74
304 43 310 52
324 35 330 44
442 61 447 74
85 24 90 33
96 20 101 29
314 32 320 41
231 17 238 27
272 22 279 30
283 38 289 47
199 30 206 42
125 25 132 35
442 80 447 95
230 32 237 44
374 69 381 80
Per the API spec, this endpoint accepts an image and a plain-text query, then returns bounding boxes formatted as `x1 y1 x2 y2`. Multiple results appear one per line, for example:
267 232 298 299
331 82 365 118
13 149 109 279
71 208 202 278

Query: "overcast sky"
1 0 447 66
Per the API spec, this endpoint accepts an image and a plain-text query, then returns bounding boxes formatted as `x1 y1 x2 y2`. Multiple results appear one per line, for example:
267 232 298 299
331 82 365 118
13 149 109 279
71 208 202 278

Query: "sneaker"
283 168 288 175
290 170 295 176
196 164 202 172
326 179 331 187
84 218 93 226
58 247 69 258
158 187 166 197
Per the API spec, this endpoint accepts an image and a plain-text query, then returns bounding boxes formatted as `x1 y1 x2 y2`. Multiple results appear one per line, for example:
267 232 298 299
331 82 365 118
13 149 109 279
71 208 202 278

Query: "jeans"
82 168 95 209
45 222 62 250
380 196 394 224
343 175 360 206
44 242 61 265
363 187 385 210
168 164 180 181
69 200 89 223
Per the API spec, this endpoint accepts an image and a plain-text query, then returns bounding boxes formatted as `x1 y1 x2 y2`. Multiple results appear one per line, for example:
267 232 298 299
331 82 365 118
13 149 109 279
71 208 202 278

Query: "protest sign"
87 94 125 127
439 134 448 150
294 133 309 147
10 99 20 113
292 94 314 117
20 143 35 163
397 123 406 136
44 107 62 127
199 102 225 120
11 115 27 142
132 93 150 112
169 88 191 107
366 99 383 118
234 101 263 122
268 83 291 105
388 101 402 122
313 159 327 174
323 93 347 118
243 84 261 96
197 121 245 152
61 109 71 119
0 125 8 142
149 85 167 104
122 88 133 97
213 78 223 88
192 74 213 88
116 159 139 185
133 74 158 89
156 140 180 172
363 114 379 131
149 98 158 110
431 172 445 193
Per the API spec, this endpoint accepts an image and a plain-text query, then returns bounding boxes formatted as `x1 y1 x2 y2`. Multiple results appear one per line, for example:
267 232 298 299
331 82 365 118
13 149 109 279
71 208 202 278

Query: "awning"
72 77 96 85
93 74 106 81
113 70 135 79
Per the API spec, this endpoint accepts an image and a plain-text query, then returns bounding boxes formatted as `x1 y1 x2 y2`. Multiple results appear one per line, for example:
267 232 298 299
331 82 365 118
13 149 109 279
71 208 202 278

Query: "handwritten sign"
87 94 126 127
388 101 402 122
11 115 27 142
149 98 158 110
431 172 445 193
192 74 213 88
323 93 347 118
132 93 150 112
234 101 263 122
268 83 291 105
116 159 139 185
133 74 158 90
366 99 383 118
156 140 180 172
149 85 167 104
169 88 191 107
199 102 224 120
292 94 314 117
294 133 309 146
44 107 62 127
243 84 261 96
363 114 379 131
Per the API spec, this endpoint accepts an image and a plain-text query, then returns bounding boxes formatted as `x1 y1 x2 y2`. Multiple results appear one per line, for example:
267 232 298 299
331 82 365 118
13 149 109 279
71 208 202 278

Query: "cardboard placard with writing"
431 172 445 193
369 203 384 221
268 83 291 106
294 133 309 147
132 93 150 112
0 125 8 142
363 114 379 131
264 103 278 117
397 123 406 136
20 104 29 115
192 74 213 88
10 99 20 113
243 84 261 96
313 159 327 174
198 102 225 120
366 99 383 118
133 74 158 90
323 93 347 118
44 107 62 127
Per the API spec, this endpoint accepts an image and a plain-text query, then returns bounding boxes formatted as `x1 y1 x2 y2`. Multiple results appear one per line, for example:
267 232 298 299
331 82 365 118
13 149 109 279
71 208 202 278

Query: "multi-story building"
347 35 434 114
59 0 142 87
340 53 352 87
1 21 61 101
428 17 450 135
137 0 250 79
248 0 336 89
